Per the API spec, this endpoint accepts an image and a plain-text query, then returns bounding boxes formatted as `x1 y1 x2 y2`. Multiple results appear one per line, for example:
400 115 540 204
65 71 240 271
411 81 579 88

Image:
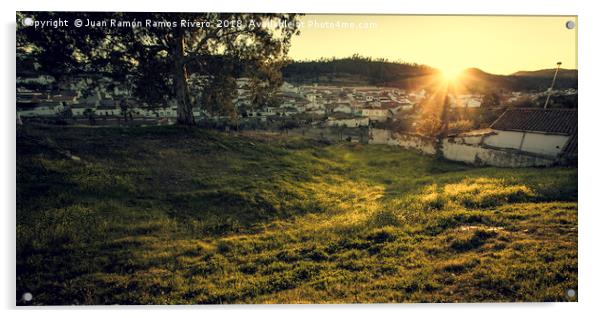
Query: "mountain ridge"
283 58 578 92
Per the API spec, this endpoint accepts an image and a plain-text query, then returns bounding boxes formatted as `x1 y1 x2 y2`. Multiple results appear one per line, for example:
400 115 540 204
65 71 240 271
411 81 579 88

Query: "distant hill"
283 57 578 93
458 68 578 92
512 68 578 79
282 56 438 90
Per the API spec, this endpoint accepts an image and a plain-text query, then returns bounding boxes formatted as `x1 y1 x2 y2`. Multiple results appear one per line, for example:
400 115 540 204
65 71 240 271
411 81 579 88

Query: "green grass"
16 124 577 304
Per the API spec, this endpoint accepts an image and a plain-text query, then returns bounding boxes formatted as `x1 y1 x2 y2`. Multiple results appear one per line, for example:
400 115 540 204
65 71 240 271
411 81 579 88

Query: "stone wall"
369 128 556 167
442 140 555 167
369 129 436 155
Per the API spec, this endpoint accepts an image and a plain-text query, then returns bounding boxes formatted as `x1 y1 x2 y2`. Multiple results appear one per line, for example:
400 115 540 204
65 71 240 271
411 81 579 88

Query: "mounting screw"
567 289 576 298
22 17 34 27
22 292 33 302
565 20 575 30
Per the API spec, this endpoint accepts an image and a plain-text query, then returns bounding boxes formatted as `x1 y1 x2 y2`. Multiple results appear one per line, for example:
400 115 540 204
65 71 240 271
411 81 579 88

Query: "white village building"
361 108 393 122
326 117 370 128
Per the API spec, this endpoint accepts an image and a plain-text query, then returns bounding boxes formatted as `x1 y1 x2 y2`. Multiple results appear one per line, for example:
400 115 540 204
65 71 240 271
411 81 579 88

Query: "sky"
288 15 577 75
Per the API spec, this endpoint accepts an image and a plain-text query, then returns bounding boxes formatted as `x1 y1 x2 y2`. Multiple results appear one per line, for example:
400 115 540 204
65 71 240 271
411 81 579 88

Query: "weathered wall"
370 129 436 155
520 133 570 157
326 117 370 128
288 127 369 143
483 130 569 157
457 135 483 145
369 128 556 167
442 140 555 167
483 130 524 149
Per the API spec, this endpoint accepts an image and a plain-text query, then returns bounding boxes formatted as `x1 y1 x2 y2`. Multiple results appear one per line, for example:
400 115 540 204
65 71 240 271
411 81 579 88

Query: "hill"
17 124 577 304
512 68 578 79
282 56 438 89
454 67 576 93
283 57 578 92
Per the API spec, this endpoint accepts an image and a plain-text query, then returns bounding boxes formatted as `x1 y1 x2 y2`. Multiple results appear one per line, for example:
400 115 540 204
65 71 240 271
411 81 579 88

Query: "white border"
3 1 600 317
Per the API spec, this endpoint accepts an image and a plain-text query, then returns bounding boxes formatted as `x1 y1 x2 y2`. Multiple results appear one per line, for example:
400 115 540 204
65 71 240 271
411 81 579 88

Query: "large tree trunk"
173 36 195 126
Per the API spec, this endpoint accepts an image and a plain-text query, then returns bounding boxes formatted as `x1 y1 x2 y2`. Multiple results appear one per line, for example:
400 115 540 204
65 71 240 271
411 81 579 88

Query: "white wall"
370 129 436 155
461 135 483 145
443 141 555 167
327 118 369 127
369 129 558 167
482 130 570 157
483 130 524 149
19 109 54 117
521 133 570 157
95 109 122 116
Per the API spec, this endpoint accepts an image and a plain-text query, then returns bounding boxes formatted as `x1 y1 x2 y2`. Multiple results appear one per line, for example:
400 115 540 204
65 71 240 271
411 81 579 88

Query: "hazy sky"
288 15 577 75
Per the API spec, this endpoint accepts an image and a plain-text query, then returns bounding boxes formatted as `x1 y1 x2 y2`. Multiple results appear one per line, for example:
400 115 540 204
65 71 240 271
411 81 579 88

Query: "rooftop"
490 108 577 135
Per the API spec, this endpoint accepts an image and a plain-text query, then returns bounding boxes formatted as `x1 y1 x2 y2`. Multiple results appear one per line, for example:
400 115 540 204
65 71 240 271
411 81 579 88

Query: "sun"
438 66 464 81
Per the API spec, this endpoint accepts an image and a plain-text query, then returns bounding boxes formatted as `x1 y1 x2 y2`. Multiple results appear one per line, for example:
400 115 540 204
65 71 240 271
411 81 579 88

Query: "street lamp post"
544 61 562 109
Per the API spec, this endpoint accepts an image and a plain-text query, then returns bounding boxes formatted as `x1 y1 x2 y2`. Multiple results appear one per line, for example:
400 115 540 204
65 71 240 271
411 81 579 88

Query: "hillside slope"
17 125 577 304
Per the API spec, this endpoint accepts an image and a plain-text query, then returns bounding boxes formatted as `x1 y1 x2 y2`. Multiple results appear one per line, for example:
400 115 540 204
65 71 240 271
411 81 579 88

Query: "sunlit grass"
16 125 577 304
418 178 536 210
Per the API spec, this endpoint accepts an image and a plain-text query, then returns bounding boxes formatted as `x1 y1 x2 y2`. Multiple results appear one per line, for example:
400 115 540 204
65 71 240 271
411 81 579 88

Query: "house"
17 101 64 117
17 74 55 86
466 99 482 108
51 92 78 104
130 106 156 117
361 108 393 122
332 103 353 114
451 94 482 108
408 89 426 102
455 108 577 158
95 100 121 116
162 107 178 118
306 109 326 116
280 82 298 93
70 104 95 116
388 103 414 114
272 106 298 116
305 101 325 112
326 117 370 128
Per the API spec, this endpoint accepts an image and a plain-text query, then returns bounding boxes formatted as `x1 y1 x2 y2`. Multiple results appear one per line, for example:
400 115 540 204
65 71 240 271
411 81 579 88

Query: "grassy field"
16 124 577 304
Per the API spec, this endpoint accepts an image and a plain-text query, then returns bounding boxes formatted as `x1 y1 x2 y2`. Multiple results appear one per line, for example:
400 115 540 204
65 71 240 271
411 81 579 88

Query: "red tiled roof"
490 108 577 135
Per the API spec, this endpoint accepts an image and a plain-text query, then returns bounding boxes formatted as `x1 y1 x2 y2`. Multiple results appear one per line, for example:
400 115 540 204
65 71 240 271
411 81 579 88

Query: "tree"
17 12 301 125
119 99 132 122
415 113 442 137
83 109 96 125
482 91 500 108
278 118 299 135
201 71 238 118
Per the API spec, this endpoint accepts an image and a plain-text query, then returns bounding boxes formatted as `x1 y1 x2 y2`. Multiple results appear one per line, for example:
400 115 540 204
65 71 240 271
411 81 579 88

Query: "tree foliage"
17 12 302 125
